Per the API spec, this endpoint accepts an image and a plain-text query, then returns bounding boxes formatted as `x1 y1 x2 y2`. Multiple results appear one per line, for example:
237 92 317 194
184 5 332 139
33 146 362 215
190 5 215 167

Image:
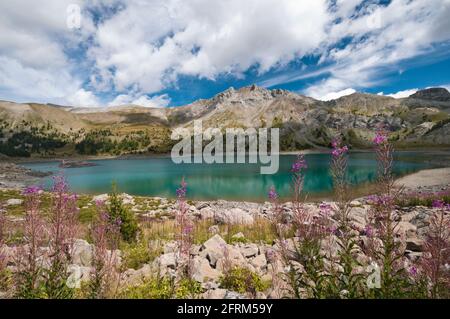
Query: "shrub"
43 175 79 299
87 201 122 299
220 266 270 296
107 182 139 243
14 186 47 299
119 276 202 299
122 240 153 270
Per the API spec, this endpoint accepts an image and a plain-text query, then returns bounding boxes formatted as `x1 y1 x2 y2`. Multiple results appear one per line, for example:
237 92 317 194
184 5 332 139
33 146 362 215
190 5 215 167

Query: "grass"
141 217 277 245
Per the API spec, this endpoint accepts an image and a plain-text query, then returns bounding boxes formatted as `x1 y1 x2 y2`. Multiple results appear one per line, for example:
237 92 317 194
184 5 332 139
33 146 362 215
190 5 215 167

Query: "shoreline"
3 147 450 165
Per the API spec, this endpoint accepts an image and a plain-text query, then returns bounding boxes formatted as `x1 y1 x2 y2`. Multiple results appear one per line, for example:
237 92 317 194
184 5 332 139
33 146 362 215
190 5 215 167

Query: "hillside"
1 86 450 158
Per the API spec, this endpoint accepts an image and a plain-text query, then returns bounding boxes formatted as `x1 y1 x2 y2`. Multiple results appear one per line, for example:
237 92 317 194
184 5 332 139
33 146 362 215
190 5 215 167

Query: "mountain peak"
410 87 450 102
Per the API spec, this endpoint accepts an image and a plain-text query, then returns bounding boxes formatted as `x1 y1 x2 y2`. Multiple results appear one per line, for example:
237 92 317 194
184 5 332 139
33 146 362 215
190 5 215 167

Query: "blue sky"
0 0 449 107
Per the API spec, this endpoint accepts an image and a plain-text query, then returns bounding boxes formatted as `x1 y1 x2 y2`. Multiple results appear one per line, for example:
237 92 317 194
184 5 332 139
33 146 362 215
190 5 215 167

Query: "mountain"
1 86 450 157
410 88 450 102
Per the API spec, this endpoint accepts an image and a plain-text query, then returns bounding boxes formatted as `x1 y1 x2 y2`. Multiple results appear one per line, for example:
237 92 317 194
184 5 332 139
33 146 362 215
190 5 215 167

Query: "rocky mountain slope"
1 86 450 157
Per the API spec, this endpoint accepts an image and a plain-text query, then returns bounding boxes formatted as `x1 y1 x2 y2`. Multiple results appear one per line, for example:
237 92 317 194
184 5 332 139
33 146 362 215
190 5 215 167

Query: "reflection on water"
23 152 442 201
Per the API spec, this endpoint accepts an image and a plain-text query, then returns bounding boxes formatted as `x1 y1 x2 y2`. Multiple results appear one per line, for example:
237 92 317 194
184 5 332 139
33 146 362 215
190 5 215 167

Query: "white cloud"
386 89 418 99
0 0 98 105
89 0 332 93
66 89 101 107
108 93 171 108
1 0 450 107
314 88 356 101
302 0 450 97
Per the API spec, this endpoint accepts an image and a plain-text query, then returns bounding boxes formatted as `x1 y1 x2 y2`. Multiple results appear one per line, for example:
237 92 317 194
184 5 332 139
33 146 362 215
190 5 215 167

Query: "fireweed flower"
268 186 278 201
432 199 450 210
408 266 418 277
22 185 42 195
373 130 388 145
331 138 349 157
176 179 187 198
291 154 307 173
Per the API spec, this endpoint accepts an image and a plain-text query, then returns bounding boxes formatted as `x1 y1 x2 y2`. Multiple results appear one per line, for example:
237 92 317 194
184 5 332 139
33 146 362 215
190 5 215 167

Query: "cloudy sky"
0 0 450 107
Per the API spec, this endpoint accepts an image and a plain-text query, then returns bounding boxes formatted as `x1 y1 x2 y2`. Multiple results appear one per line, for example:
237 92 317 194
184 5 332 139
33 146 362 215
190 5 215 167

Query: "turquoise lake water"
23 152 440 201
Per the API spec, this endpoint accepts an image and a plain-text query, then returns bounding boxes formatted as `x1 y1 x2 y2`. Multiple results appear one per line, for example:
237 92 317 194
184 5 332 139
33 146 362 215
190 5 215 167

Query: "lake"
23 152 443 201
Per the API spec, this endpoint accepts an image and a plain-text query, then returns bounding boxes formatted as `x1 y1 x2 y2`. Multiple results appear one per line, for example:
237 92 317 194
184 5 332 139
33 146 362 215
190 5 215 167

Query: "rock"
107 249 122 266
224 291 246 299
203 234 227 251
203 288 227 299
256 292 267 299
196 202 210 210
191 256 221 283
121 193 135 205
251 254 267 271
163 241 178 254
208 225 220 235
240 244 259 258
397 221 417 238
232 232 245 240
122 264 155 286
5 198 23 206
406 238 425 252
200 207 215 220
92 194 109 203
201 281 220 290
159 252 177 269
216 246 247 271
350 200 362 207
66 264 92 288
215 208 254 225
72 239 93 267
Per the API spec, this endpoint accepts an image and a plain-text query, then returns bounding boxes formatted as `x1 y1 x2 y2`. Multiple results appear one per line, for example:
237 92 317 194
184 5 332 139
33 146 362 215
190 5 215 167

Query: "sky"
0 0 450 108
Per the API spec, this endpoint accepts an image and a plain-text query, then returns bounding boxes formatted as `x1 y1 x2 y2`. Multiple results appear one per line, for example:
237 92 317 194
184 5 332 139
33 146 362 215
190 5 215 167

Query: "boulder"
122 264 155 286
224 291 246 299
200 207 215 220
203 234 227 251
231 232 245 240
163 241 178 254
203 288 228 299
208 225 220 235
191 256 221 283
66 264 92 288
92 194 109 203
202 234 227 267
159 252 177 269
251 254 267 271
397 221 417 238
5 198 23 206
216 246 247 271
406 238 425 252
240 244 259 258
121 193 135 205
215 208 254 225
72 239 93 267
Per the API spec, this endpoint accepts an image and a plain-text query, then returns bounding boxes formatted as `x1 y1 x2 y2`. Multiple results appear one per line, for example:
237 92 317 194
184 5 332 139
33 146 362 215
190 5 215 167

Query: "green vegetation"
219 266 270 295
107 183 139 243
0 120 68 157
119 276 202 299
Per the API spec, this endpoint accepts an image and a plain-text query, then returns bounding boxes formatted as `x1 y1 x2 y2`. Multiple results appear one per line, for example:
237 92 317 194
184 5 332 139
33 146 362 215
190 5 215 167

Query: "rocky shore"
1 189 444 299
0 162 51 189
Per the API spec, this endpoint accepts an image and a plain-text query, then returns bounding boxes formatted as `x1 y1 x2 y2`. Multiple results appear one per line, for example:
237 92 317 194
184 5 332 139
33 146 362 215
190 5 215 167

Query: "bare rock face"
410 88 450 102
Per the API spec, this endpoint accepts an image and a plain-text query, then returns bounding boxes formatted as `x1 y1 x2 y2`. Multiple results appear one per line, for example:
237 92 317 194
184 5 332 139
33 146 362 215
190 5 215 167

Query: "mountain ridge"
1 86 450 157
